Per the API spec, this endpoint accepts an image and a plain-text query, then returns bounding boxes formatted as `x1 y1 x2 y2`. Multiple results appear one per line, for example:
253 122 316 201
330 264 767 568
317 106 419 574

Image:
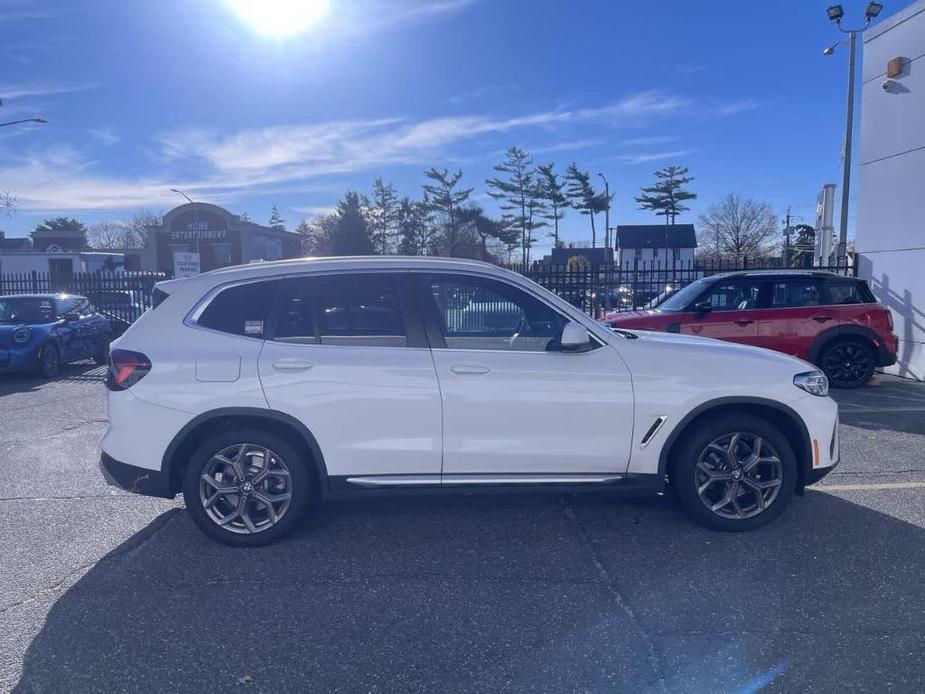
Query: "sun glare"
227 0 330 38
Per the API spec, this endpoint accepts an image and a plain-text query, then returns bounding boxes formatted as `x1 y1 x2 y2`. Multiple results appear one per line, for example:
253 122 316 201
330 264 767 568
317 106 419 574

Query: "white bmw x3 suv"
100 257 839 545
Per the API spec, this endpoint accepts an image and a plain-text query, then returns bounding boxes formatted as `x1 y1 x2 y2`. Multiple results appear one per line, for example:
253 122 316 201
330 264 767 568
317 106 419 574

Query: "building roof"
0 236 33 250
615 224 697 249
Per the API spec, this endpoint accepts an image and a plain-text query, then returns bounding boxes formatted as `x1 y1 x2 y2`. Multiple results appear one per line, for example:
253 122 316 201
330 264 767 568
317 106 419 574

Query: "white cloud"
3 92 689 211
0 81 99 99
616 149 695 165
620 136 679 147
89 127 119 146
718 98 759 116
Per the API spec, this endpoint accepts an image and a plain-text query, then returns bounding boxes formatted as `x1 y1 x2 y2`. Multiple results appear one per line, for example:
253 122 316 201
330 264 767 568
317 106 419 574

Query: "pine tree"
565 164 609 248
457 206 517 261
536 163 568 248
486 147 548 266
332 192 374 256
421 168 473 257
634 166 696 224
239 211 251 223
367 177 400 254
268 205 285 231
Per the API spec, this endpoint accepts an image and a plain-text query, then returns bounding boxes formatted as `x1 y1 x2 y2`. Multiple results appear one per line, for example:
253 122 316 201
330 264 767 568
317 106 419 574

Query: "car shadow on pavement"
0 361 105 396
12 492 925 693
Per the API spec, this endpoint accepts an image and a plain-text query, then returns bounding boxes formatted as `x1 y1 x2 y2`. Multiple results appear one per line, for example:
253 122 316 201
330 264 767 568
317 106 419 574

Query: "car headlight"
12 326 32 344
794 370 829 397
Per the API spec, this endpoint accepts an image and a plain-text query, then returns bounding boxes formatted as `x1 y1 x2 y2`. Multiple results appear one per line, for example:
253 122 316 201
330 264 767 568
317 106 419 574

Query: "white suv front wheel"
182 429 313 546
671 414 798 531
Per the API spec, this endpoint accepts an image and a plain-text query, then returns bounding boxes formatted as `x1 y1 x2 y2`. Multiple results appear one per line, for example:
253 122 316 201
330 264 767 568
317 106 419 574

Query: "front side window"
272 273 407 347
698 281 763 312
198 281 277 337
770 280 821 308
426 274 566 352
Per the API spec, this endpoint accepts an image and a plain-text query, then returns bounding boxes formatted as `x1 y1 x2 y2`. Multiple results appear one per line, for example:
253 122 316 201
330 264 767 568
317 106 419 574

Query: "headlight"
12 327 32 344
794 370 829 397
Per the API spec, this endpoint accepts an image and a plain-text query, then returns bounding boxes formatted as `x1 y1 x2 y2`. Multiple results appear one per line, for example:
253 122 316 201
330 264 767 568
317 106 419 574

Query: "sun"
227 0 330 38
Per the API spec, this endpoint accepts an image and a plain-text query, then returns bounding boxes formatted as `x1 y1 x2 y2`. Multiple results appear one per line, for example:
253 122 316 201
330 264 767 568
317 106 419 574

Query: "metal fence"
0 271 168 333
509 257 857 317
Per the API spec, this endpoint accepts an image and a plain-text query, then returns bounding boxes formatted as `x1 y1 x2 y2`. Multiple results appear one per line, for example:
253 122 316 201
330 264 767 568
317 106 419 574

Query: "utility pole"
784 207 792 267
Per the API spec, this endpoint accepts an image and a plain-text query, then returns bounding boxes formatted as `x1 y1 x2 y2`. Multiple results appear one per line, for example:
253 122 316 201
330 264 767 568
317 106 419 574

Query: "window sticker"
244 320 264 336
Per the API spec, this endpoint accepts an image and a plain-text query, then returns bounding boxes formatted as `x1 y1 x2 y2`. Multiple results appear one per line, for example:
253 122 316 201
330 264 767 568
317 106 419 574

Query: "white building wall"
857 0 925 380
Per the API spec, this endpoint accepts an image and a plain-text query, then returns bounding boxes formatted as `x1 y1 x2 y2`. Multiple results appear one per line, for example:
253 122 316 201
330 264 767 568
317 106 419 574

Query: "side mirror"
62 312 80 322
692 302 712 315
560 320 592 351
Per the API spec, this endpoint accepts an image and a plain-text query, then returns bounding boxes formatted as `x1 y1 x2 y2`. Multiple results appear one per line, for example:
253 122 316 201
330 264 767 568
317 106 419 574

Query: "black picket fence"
0 271 168 333
509 257 857 317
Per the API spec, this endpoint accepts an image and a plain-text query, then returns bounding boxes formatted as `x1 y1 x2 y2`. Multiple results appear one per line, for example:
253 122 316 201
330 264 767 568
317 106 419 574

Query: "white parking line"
812 481 925 492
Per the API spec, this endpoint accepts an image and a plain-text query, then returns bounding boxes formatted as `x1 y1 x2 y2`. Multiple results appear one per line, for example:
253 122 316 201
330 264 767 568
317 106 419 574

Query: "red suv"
604 271 898 388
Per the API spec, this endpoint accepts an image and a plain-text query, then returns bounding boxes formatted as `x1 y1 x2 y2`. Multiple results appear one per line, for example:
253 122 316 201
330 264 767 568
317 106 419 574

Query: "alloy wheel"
823 343 871 388
695 433 783 520
198 443 293 534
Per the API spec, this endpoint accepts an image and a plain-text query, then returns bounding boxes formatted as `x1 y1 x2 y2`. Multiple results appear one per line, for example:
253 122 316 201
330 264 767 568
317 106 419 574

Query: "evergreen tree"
486 146 547 266
239 211 251 223
634 165 697 224
421 168 473 257
536 163 568 248
332 192 374 256
268 205 285 231
457 206 517 261
565 164 609 248
367 177 400 254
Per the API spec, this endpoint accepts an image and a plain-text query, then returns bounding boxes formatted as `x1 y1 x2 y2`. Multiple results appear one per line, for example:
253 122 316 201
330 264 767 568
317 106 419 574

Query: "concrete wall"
857 0 925 380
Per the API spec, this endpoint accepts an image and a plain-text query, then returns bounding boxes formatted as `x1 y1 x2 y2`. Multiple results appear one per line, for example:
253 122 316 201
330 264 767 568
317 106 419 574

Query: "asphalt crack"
559 497 669 694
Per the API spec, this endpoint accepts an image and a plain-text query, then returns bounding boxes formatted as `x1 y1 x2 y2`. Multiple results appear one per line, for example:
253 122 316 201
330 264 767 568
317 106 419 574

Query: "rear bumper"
878 337 898 367
0 346 40 372
100 451 174 498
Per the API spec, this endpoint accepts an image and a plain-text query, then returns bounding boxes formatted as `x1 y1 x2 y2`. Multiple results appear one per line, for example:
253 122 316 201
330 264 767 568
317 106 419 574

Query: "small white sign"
173 251 201 278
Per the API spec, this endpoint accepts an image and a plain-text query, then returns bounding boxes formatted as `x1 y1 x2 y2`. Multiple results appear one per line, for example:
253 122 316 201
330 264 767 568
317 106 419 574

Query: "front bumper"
100 452 174 498
805 457 839 486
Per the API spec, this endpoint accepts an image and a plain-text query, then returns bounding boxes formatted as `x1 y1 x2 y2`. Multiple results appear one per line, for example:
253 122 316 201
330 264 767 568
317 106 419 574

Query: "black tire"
819 338 876 389
182 428 315 547
670 414 797 532
37 343 60 379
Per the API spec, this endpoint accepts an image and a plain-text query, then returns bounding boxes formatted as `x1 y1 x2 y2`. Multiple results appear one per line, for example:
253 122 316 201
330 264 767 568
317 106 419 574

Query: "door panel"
757 279 826 357
678 279 764 345
419 272 634 476
258 272 442 478
431 347 633 474
259 343 443 477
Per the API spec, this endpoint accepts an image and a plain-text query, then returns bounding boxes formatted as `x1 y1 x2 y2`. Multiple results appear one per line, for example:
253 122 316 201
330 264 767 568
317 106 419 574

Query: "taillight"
886 309 894 331
106 349 151 391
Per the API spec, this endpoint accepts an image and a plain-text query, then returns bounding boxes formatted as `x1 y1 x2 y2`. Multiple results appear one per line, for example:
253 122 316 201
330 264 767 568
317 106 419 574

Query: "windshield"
654 279 710 313
0 297 56 324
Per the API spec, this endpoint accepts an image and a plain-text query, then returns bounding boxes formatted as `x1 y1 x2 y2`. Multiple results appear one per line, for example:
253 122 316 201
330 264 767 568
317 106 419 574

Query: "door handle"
734 319 754 326
271 358 314 372
450 364 490 375
812 314 834 322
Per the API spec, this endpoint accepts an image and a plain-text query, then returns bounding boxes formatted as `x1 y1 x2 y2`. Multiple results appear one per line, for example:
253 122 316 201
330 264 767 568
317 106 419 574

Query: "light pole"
0 117 47 128
824 2 884 264
170 188 195 204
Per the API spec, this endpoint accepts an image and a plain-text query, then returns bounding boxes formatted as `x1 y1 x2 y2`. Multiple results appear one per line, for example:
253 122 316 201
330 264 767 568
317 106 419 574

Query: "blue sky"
0 0 888 252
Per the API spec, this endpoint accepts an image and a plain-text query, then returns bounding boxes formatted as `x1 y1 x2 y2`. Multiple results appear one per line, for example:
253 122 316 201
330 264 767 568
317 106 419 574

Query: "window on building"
198 281 277 337
212 242 233 267
253 234 283 261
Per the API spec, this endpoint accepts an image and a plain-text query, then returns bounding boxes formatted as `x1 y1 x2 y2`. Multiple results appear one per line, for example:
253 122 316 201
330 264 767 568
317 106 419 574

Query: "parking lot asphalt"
1 365 923 693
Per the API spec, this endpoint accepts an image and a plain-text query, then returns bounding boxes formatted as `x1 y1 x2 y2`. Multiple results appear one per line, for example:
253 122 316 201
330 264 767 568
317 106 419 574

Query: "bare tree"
697 194 779 260
127 209 160 248
297 214 338 256
88 221 131 249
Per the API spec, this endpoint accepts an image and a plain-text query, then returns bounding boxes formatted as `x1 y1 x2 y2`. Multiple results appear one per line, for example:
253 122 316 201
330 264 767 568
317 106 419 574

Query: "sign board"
173 251 201 278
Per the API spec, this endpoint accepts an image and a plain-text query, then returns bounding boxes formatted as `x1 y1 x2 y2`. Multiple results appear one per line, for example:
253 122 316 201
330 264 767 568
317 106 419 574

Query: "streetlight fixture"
170 188 195 204
824 1 884 264
0 117 47 129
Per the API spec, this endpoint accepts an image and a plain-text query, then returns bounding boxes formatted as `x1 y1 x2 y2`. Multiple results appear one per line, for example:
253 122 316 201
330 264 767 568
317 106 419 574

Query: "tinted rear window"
198 281 277 337
826 280 876 305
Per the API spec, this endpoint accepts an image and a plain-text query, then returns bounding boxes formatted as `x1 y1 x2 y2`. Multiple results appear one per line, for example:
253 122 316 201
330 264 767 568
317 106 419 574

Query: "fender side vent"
640 416 668 448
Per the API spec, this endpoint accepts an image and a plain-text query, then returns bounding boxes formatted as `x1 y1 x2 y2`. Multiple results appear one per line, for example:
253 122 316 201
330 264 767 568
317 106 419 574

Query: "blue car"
0 293 112 378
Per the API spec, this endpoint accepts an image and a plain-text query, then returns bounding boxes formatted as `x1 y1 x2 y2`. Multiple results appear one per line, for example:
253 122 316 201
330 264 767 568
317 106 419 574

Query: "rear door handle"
271 358 314 372
450 364 490 375
734 319 754 326
812 314 835 322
